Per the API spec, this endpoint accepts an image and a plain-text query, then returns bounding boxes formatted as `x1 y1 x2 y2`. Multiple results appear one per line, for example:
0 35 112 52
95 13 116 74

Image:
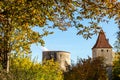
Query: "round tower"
42 51 71 71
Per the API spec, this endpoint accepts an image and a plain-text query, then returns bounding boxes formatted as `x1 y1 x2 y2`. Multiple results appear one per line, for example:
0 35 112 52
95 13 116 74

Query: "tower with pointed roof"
92 30 113 80
92 30 113 66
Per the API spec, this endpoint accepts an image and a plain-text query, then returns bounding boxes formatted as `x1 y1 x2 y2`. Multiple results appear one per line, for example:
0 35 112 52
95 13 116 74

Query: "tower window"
60 54 62 58
107 50 109 52
101 49 104 52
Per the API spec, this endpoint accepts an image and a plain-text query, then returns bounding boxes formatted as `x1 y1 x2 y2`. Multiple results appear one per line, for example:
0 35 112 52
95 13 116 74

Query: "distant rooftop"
92 30 112 49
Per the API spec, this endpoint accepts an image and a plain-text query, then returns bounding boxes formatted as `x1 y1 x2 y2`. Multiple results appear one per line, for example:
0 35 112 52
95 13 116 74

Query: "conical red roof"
92 30 112 49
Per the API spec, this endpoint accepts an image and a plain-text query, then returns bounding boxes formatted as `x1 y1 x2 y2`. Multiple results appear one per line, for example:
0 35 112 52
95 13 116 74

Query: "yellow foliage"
9 55 63 80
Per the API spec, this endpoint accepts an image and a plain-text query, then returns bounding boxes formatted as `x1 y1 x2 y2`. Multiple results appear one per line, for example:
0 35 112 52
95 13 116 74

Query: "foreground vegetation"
64 57 108 80
0 55 63 80
112 52 120 80
0 54 120 80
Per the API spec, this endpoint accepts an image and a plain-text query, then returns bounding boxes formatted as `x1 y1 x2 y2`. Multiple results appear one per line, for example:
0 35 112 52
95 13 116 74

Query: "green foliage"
0 55 63 80
64 57 107 80
112 52 120 80
114 24 120 52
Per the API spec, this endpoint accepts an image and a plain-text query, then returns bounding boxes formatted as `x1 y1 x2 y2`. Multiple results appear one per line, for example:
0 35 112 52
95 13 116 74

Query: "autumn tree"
0 0 75 70
0 0 120 71
64 57 107 80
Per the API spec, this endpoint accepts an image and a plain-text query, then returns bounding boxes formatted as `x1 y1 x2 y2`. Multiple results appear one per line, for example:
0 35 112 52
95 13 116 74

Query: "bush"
0 55 63 80
64 57 107 80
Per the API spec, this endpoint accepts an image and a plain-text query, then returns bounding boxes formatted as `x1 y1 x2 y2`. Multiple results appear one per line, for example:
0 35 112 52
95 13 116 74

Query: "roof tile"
92 30 112 49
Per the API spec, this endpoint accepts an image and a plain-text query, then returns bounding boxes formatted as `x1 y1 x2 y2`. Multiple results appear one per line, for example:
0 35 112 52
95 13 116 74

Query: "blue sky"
31 19 118 63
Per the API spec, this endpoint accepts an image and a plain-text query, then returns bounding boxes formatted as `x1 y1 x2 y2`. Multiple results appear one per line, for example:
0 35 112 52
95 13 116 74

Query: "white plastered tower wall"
42 51 71 71
92 48 113 65
92 30 113 80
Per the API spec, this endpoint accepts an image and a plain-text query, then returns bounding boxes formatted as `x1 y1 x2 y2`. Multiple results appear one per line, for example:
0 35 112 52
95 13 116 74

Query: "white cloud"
41 46 49 51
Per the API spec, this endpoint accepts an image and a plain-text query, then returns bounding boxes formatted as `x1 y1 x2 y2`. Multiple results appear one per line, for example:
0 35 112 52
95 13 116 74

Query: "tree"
114 21 120 52
0 55 63 80
0 0 75 70
112 52 120 80
64 57 107 80
113 19 120 80
0 0 120 70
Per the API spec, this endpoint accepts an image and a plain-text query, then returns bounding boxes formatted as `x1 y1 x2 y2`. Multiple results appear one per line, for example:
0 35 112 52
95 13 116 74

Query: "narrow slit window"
107 50 109 52
101 49 104 52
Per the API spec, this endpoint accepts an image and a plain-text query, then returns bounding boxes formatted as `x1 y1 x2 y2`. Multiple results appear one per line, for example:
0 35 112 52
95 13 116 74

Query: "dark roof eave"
92 47 112 49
